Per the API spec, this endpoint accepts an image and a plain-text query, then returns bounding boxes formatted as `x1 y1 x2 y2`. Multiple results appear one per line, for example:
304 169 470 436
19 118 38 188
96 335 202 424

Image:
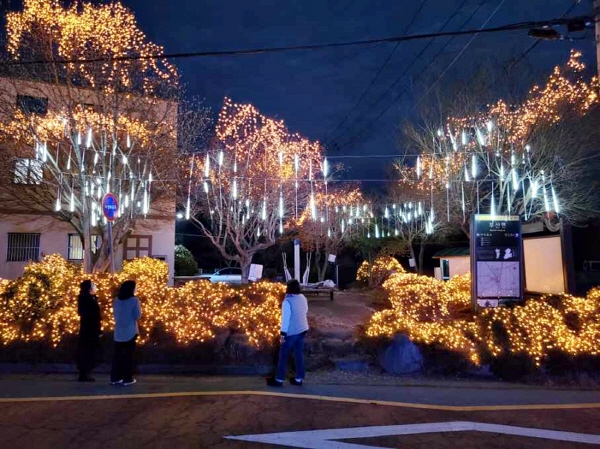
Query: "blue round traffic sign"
102 193 119 222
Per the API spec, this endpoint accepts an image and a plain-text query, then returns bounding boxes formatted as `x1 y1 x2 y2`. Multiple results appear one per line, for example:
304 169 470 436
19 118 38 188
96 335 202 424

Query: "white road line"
225 421 600 448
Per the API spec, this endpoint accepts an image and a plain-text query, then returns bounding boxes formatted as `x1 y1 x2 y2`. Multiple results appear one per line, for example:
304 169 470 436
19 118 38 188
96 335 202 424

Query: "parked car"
198 267 242 284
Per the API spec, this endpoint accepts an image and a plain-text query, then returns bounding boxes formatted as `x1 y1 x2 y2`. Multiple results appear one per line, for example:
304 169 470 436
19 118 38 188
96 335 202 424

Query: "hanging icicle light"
512 168 519 191
204 154 210 177
262 198 267 220
384 206 389 219
552 184 560 214
375 223 380 239
341 219 346 233
323 158 329 178
464 164 470 182
122 155 128 165
471 154 478 179
86 128 92 148
93 152 99 166
487 120 494 133
55 189 61 212
476 128 485 146
66 153 72 171
461 130 468 146
185 196 190 220
76 132 82 146
416 155 422 179
500 164 505 181
143 185 149 215
450 133 457 151
203 181 209 193
232 179 238 199
218 150 224 166
279 192 284 218
126 134 131 148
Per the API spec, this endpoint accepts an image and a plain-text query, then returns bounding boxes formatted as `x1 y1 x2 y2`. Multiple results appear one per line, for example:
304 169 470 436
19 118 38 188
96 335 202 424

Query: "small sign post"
102 193 119 274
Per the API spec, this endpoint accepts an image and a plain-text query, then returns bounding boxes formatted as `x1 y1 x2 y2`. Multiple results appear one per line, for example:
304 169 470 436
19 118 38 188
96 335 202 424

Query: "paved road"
1 374 599 448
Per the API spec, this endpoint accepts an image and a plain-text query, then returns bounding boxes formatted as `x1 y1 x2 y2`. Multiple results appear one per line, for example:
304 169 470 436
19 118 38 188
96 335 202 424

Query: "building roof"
432 247 470 258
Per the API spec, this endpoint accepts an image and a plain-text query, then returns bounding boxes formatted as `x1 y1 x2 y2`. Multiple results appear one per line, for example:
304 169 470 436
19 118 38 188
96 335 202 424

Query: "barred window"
16 94 48 115
7 233 40 262
68 234 100 260
14 158 43 185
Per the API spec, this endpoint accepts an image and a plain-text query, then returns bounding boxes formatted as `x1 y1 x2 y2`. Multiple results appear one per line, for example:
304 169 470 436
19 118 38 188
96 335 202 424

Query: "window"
123 235 152 260
14 158 43 184
7 233 40 262
16 95 48 115
68 234 100 260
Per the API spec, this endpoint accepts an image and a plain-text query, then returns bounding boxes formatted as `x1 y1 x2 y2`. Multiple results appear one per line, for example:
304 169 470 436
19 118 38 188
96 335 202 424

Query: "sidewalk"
1 373 599 407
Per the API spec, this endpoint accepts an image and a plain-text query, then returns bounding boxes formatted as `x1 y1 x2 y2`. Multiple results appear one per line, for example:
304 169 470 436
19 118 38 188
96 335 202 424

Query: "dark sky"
5 0 598 179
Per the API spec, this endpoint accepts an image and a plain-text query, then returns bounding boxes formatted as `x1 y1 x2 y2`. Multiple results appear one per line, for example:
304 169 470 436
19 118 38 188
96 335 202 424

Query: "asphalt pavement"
1 374 599 448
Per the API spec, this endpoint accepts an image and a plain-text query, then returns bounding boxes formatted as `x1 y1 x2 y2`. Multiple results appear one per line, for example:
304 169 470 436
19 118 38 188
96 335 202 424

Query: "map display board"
471 215 523 308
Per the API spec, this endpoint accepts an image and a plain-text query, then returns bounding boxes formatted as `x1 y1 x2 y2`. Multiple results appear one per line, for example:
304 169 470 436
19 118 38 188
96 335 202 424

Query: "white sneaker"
111 380 123 386
123 379 137 386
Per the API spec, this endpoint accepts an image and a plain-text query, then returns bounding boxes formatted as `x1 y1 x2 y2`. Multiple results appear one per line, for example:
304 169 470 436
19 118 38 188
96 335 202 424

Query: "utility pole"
595 0 600 78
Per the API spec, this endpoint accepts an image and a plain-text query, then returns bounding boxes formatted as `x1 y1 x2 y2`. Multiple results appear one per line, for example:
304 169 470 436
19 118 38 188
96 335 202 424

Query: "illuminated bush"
357 256 405 287
367 272 600 370
0 255 284 349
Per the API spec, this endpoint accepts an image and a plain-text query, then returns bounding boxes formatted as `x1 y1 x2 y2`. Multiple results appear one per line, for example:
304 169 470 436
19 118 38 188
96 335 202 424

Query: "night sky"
3 0 598 179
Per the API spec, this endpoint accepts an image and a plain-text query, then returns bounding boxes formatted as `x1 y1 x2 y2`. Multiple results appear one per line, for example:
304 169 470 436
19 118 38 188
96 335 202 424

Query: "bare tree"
403 51 600 236
0 1 185 272
295 185 364 282
186 98 324 282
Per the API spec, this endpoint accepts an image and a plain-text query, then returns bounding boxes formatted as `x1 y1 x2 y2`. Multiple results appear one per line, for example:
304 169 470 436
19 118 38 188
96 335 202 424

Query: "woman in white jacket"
267 280 309 387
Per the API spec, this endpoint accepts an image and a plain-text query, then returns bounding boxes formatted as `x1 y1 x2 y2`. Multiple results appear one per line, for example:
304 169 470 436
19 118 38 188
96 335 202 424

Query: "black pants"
76 336 99 377
111 336 137 383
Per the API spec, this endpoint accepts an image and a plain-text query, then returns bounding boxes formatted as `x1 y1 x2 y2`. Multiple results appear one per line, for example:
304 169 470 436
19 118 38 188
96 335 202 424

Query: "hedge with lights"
0 255 283 349
356 256 405 287
366 272 600 372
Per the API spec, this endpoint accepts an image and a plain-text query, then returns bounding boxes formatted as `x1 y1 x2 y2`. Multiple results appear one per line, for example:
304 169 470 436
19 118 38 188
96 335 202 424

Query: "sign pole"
102 193 119 275
107 220 115 274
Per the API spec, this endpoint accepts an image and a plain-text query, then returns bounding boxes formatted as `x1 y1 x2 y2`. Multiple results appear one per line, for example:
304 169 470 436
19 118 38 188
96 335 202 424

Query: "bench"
302 287 335 301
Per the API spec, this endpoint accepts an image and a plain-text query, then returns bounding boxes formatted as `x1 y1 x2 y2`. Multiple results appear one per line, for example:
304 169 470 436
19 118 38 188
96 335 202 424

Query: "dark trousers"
275 332 306 382
111 336 137 383
76 336 99 377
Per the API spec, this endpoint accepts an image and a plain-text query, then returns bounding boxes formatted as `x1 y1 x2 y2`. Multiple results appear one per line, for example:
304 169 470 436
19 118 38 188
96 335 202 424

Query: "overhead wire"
323 0 429 146
332 0 488 150
3 15 591 66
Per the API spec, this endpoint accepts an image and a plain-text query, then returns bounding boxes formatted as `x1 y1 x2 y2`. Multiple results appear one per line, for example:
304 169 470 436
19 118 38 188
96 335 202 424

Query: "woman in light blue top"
110 280 142 386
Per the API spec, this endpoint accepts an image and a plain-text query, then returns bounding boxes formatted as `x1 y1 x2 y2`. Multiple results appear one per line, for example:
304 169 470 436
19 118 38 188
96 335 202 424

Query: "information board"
471 215 523 308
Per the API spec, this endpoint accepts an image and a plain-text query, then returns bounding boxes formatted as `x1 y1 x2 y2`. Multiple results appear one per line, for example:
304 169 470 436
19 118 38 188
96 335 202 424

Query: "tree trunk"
409 245 418 273
418 241 425 275
318 253 329 282
240 254 253 284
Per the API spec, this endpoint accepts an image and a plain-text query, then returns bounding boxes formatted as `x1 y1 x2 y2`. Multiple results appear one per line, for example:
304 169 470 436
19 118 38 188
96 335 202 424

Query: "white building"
0 77 177 281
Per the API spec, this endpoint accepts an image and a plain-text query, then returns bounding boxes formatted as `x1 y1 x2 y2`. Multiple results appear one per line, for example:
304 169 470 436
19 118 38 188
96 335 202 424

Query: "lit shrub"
357 256 405 287
366 271 600 374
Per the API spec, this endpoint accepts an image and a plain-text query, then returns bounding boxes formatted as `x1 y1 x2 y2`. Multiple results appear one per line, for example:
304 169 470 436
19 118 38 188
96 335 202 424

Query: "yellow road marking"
0 390 599 412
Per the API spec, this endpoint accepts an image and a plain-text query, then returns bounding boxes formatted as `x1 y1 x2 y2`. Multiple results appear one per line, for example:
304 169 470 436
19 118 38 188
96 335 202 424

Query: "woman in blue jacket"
110 280 142 386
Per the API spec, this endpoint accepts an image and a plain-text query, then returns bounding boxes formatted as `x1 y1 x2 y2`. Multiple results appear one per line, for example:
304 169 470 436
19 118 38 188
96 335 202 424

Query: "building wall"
0 214 175 282
447 256 470 278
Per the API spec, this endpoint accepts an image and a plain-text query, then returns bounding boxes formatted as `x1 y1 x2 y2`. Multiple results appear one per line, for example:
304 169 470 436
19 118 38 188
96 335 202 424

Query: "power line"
333 0 489 150
323 0 429 145
4 15 591 66
327 0 471 147
418 0 507 102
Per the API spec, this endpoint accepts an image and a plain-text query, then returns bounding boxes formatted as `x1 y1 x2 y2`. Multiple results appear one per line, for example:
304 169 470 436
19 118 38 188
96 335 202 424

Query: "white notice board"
523 236 565 294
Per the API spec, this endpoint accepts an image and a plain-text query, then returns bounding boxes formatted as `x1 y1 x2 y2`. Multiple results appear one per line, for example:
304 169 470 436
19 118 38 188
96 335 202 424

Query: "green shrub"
174 245 198 276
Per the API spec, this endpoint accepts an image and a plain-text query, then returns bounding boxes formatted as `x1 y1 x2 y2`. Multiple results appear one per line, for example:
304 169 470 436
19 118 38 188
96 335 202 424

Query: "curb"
0 363 273 376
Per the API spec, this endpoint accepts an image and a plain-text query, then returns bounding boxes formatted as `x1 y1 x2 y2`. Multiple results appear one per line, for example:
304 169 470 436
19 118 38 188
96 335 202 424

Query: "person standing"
76 280 101 382
111 280 141 386
267 280 309 387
